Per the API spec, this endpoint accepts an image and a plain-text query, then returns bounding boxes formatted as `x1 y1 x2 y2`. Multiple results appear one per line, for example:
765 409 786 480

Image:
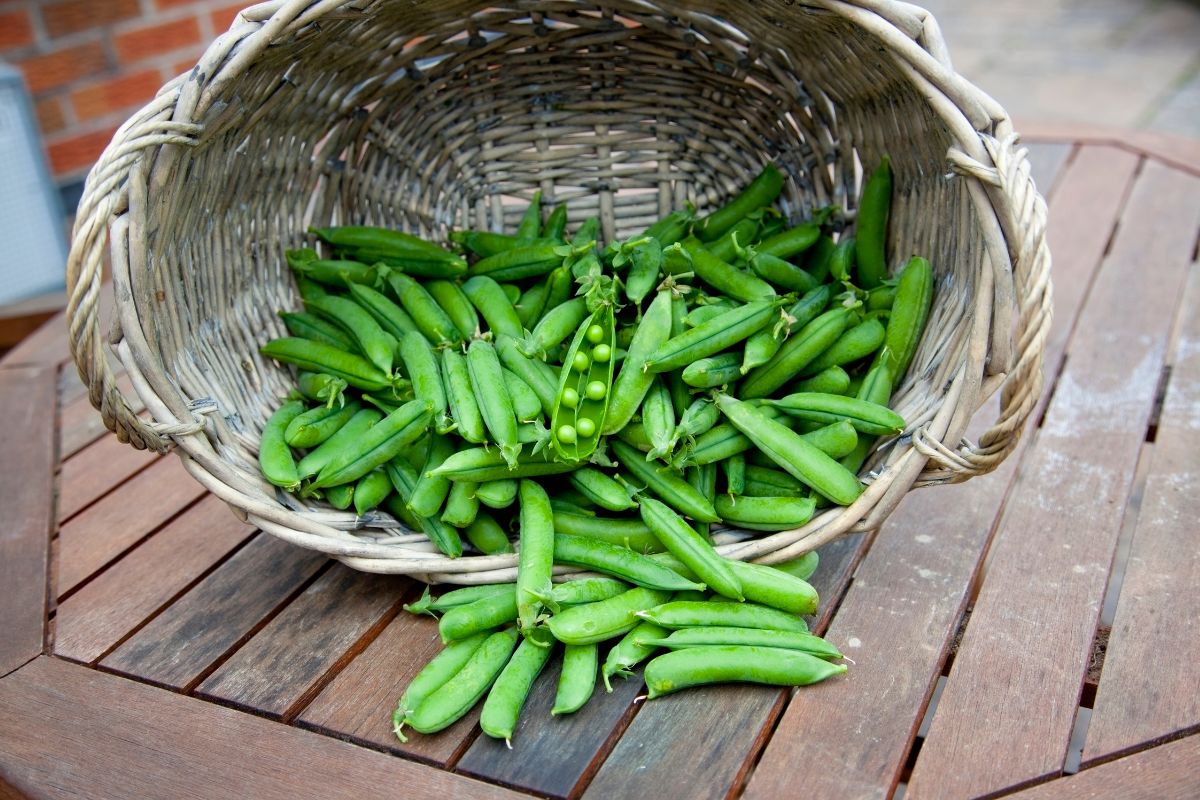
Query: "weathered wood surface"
0 367 56 677
1006 733 1200 800
56 433 158 523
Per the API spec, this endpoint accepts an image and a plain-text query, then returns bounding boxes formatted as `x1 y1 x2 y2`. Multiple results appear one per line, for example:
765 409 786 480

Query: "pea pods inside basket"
258 161 932 744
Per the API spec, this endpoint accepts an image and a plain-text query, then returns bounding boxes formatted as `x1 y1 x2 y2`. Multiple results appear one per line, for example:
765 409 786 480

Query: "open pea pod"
551 304 616 462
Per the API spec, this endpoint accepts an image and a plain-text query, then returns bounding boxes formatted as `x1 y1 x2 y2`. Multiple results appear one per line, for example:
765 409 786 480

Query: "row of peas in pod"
257 157 933 744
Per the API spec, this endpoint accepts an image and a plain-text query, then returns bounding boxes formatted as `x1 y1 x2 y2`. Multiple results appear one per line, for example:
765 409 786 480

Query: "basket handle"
65 106 203 453
916 133 1052 482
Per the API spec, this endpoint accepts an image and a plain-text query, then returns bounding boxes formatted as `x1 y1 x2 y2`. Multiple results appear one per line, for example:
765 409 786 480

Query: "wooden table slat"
57 455 209 597
56 432 159 522
742 140 1139 800
1004 734 1200 800
1023 141 1075 198
1083 265 1200 764
907 160 1200 799
54 494 255 664
59 370 141 460
0 367 56 677
100 534 327 690
196 564 410 718
0 656 522 800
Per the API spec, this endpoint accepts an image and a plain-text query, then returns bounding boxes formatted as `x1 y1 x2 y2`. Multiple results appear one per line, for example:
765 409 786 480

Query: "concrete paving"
919 0 1200 137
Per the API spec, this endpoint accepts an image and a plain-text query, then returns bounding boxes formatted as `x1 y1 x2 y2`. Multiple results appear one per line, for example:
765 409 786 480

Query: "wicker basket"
65 0 1051 584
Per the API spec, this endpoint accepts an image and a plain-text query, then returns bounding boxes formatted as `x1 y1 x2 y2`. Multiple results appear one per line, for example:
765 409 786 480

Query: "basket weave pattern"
65 0 1051 583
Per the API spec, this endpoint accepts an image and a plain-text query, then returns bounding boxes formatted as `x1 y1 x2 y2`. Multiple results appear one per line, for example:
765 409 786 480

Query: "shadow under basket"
65 0 1051 584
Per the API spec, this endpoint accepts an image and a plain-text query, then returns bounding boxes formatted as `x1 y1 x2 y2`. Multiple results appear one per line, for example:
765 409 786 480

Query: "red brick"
42 0 141 39
0 9 36 49
34 96 68 135
16 41 109 94
70 69 163 121
210 2 246 32
114 16 201 64
154 0 203 9
47 125 118 176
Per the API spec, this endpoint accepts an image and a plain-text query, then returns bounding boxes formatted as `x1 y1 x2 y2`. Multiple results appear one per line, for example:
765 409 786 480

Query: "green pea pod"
392 631 490 740
706 216 761 263
666 290 692 417
801 317 886 377
481 629 555 743
345 282 420 343
611 439 718 522
296 408 382 479
425 280 480 339
741 321 788 375
881 255 934 382
542 204 568 240
651 553 819 616
754 223 821 260
465 511 514 554
686 463 718 541
547 587 674 645
310 399 432 490
398 331 452 434
294 275 327 303
545 578 631 607
724 452 746 496
637 600 810 633
260 400 306 491
680 237 776 303
387 457 462 557
384 271 460 346
408 434 456 518
640 627 841 661
668 398 721 455
323 482 355 511
496 334 559 416
830 236 856 284
520 297 588 358
552 642 598 715
696 164 784 241
515 480 554 635
773 551 820 581
789 365 852 395
624 238 663 305
405 627 520 734
474 478 518 510
468 339 521 467
640 376 677 462
441 348 486 444
260 337 394 392
839 362 895 475
763 392 905 435
748 251 819 294
286 251 379 287
683 303 734 329
866 282 898 311
515 281 550 330
799 420 859 459
295 371 348 410
643 646 845 698
642 208 694 247
429 447 577 483
442 480 479 528
540 265 574 320
304 295 397 374
682 352 742 388
638 496 742 601
601 620 668 691
353 468 392 515
569 468 637 512
855 155 892 289
675 405 792 468
310 225 462 265
516 190 542 240
714 394 864 506
804 233 836 283
451 231 554 258
603 289 673 435
740 307 854 398
553 535 703 592
715 494 817 531
284 400 361 448
645 298 783 374
462 275 525 340
469 242 563 282
551 512 663 553
551 305 615 461
785 284 836 335
279 311 356 351
502 368 544 423
744 464 807 497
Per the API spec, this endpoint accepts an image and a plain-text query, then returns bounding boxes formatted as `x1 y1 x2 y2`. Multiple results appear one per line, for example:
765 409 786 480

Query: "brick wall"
1 0 246 191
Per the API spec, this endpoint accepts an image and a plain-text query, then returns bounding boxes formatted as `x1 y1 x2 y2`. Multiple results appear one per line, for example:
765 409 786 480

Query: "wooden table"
2 130 1198 800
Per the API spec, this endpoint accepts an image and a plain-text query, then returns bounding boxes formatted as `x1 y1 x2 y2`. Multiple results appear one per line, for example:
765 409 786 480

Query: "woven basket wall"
65 0 1051 584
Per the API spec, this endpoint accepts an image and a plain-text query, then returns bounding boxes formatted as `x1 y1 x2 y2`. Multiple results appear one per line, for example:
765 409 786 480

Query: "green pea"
592 343 611 363
586 324 605 343
572 351 591 373
575 418 596 438
585 381 606 400
561 388 580 408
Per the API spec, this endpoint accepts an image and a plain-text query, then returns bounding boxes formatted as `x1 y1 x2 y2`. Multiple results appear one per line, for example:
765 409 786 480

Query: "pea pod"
516 190 542 240
405 584 512 616
465 511 514 554
740 307 854 398
540 265 574 319
724 452 746 496
295 371 348 410
452 231 555 258
569 468 636 512
438 590 518 642
643 646 845 698
601 620 668 691
515 281 550 329
296 408 382 478
684 303 735 329
502 368 544 423
392 631 490 741
470 242 564 282
462 275 524 340
804 233 836 283
475 479 518 510
855 156 892 289
669 398 721 455
279 311 355 351
496 334 559 416
881 255 934 382
405 627 520 734
790 365 852 396
784 284 836 335
262 338 396 393
754 222 821 260
385 457 462 557
686 462 718 541
642 208 694 247
603 289 673 435
481 630 555 744
867 282 898 311
715 494 816 531
310 399 432 490
552 643 598 715
303 294 398 374
259 400 306 491
353 469 392 514
706 216 762 263
611 439 717 522
516 480 554 635
311 225 464 266
398 331 452 433
680 237 776 303
345 282 420 343
429 447 577 483
840 362 895 475
682 352 742 388
638 497 742 601
385 271 460 345
743 464 807 496
287 248 380 287
425 280 480 339
551 512 663 553
544 578 631 607
675 405 791 468
762 392 905 435
645 298 782 374
467 338 522 467
294 276 326 303
543 205 568 240
638 627 842 660
553 534 703 592
547 587 673 646
440 348 486 444
801 317 886 377
284 400 361 448
623 238 663 304
551 305 615 461
829 236 856 284
747 250 819 293
641 376 677 461
695 163 784 241
519 297 588 358
637 600 809 633
714 394 864 506
773 550 820 581
651 553 819 616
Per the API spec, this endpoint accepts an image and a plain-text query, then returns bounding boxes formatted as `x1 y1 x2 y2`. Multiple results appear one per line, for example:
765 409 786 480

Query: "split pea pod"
260 337 394 392
465 511 514 554
645 298 783 374
715 494 817 531
611 439 718 523
385 457 462 558
552 643 598 715
260 400 306 491
714 394 864 506
296 408 382 478
384 271 460 346
440 348 486 444
353 468 392 514
468 338 522 467
642 628 841 660
801 317 886 377
279 311 356 351
695 163 784 241
680 237 776 303
399 330 452 434
881 255 934 382
310 399 432 490
480 629 555 744
740 306 854 398
551 512 663 554
462 275 524 340
392 631 489 741
404 627 520 735
517 480 554 635
763 392 906 435
643 646 845 698
855 155 892 289
603 289 673 435
426 279 480 339
553 534 703 592
569 468 636 512
638 497 743 601
637 600 810 633
547 587 673 646
550 306 615 461
284 400 361 449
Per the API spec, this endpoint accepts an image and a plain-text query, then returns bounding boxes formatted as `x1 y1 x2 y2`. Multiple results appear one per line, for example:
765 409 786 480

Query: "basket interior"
133 0 982 480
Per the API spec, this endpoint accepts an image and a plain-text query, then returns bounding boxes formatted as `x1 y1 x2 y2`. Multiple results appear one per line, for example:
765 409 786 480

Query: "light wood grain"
1024 141 1074 198
57 455 208 596
56 432 158 522
0 656 521 800
196 564 408 718
1084 266 1200 763
101 534 326 689
0 367 55 677
59 371 141 460
907 160 1200 799
54 494 254 663
1005 734 1200 800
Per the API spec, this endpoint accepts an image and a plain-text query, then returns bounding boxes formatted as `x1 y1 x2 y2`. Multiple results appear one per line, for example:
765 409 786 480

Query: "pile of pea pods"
257 160 934 744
